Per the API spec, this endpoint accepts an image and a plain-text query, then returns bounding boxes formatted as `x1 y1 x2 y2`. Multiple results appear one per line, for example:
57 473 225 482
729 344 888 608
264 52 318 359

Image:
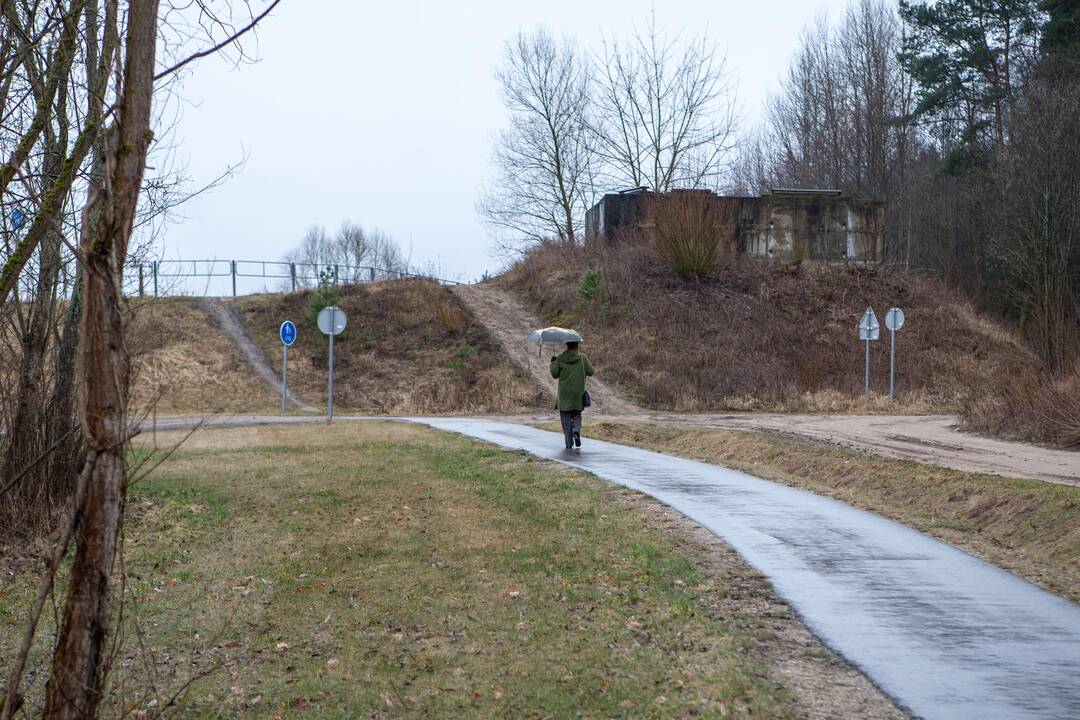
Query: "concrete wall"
584 190 885 262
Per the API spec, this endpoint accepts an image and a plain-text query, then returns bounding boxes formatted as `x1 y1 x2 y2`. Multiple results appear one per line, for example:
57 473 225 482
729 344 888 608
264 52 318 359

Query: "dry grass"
1 423 816 718
233 280 539 414
560 420 1080 604
128 297 279 414
961 366 1080 448
500 242 1065 436
650 190 736 280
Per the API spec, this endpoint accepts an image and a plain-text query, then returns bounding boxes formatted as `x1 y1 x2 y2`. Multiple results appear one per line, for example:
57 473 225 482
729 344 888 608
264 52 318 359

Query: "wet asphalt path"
421 419 1080 720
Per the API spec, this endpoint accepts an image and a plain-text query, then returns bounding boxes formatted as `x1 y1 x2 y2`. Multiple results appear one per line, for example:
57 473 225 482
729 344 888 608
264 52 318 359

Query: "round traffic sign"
279 320 297 347
317 306 347 336
885 307 906 332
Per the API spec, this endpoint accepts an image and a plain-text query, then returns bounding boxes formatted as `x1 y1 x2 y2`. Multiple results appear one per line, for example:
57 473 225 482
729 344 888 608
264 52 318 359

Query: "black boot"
573 431 581 448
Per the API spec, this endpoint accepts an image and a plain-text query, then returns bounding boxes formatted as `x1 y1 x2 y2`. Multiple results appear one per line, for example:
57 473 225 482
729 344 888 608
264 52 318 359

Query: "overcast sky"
162 0 853 286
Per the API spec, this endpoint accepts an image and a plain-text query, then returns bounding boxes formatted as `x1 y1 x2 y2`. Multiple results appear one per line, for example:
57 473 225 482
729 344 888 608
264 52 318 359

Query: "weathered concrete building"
584 188 885 262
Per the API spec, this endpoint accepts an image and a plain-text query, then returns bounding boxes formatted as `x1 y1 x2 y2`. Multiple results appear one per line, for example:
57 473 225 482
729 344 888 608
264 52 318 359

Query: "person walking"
550 341 593 449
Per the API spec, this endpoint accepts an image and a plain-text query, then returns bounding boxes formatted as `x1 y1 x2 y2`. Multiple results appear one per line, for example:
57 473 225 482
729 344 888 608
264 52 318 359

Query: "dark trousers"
559 410 582 448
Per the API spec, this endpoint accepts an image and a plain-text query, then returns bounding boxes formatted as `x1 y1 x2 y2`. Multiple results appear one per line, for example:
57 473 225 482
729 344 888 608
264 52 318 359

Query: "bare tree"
989 69 1080 371
741 0 921 263
0 0 117 537
591 15 738 192
1 2 282 717
284 221 410 286
478 28 594 250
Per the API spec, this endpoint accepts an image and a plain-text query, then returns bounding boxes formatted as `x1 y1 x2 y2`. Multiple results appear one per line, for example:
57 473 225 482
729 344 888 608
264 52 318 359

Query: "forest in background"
482 0 1080 375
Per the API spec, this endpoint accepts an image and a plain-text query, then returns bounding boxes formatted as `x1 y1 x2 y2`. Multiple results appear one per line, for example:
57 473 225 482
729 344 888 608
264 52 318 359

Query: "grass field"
0 422 881 718
562 421 1080 604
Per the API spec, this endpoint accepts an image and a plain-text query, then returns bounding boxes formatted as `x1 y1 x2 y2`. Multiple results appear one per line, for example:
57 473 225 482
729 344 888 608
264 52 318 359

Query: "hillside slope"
233 279 542 414
499 242 1074 442
129 297 280 414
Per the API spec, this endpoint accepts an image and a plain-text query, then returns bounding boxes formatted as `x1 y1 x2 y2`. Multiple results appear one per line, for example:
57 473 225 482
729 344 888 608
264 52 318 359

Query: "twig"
0 423 81 502
153 0 283 81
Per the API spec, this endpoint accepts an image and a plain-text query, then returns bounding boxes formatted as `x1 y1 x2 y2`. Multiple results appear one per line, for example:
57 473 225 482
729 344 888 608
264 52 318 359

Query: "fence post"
138 265 145 297
153 261 158 297
369 267 375 283
231 260 237 297
290 263 296 291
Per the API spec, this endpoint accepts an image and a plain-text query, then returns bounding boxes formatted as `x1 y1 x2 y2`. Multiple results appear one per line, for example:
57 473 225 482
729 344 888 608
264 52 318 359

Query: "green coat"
550 348 594 412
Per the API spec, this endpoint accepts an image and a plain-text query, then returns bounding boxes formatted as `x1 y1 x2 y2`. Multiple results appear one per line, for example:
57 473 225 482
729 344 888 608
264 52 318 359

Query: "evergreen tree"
899 0 1042 172
1040 0 1080 64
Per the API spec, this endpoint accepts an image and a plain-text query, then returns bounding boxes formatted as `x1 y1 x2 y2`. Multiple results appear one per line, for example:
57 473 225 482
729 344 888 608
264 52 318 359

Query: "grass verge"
559 420 1080 604
2 422 848 718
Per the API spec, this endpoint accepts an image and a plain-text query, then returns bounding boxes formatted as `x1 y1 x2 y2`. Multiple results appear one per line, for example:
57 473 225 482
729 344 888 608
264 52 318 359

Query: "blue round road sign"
279 320 297 347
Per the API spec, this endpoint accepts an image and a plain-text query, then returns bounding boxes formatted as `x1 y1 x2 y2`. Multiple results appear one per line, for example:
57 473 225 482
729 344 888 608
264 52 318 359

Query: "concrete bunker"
584 188 885 263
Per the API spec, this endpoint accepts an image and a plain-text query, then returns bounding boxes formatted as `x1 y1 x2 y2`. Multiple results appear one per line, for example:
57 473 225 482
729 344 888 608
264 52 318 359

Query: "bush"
304 266 341 329
576 267 610 317
650 191 735 281
448 343 474 375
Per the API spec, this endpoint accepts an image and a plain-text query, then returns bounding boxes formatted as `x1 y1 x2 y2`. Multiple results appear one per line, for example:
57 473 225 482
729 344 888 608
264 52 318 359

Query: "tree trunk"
41 1 159 716
1 129 67 534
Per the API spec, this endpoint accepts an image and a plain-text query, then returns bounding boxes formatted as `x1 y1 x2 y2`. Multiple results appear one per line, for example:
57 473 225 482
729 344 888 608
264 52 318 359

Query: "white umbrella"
525 326 583 356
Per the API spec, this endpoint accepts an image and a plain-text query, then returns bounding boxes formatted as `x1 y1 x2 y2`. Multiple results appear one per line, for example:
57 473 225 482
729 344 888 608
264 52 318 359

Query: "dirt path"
452 283 640 414
199 298 318 413
647 412 1080 487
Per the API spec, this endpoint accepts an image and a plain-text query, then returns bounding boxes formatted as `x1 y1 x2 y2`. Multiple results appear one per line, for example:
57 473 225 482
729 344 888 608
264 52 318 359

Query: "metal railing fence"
124 259 463 297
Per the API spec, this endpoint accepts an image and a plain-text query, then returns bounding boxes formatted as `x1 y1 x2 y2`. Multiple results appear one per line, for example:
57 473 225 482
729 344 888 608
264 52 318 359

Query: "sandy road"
644 412 1080 487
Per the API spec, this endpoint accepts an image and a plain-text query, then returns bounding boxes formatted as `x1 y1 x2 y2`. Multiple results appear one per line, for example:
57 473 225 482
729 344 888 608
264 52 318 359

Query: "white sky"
161 0 852 285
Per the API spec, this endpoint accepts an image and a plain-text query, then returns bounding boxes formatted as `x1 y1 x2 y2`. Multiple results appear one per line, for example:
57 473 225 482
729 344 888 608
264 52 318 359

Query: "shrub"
576 267 610 317
304 266 341 329
448 343 474 375
650 190 735 281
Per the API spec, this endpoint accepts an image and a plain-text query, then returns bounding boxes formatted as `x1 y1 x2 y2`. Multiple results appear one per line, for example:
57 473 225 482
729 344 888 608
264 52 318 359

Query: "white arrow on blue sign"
279 320 297 346
11 208 25 230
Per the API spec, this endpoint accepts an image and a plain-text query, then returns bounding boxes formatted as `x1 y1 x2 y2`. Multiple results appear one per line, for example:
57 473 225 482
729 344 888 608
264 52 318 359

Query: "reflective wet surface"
421 419 1080 720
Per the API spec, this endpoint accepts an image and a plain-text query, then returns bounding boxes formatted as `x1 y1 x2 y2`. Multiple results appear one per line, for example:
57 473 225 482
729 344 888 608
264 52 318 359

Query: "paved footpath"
420 419 1080 720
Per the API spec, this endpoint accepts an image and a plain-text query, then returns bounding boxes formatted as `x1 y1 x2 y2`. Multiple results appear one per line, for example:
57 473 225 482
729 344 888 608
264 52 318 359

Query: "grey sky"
164 0 852 285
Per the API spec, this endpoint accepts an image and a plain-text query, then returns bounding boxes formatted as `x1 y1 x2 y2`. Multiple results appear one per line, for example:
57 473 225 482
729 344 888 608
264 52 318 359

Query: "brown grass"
233 280 540 414
561 420 1080 604
961 366 1080 448
500 241 1065 437
127 297 279 414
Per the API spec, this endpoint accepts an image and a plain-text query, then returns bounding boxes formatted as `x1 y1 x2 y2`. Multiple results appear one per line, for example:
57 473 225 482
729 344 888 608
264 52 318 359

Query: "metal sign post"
279 320 297 414
316 306 347 421
858 307 880 398
885 307 906 401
